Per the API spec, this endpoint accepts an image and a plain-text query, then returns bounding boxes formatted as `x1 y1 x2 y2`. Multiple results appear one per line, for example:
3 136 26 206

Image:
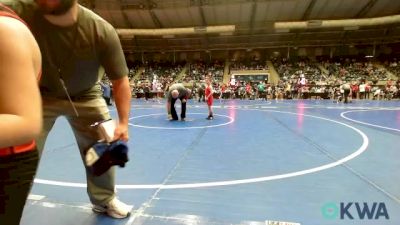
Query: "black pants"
171 97 186 120
359 92 366 99
144 92 150 101
103 96 112 105
0 150 38 225
344 89 350 103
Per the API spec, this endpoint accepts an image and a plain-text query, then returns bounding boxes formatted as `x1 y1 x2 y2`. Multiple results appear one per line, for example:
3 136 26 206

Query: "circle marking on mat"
35 109 369 189
128 113 235 129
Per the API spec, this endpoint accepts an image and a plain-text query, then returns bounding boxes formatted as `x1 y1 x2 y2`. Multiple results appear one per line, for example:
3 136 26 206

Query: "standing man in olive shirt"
1 0 132 219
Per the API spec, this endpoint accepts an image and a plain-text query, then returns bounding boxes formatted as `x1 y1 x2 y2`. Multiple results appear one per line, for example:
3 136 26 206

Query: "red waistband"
0 140 36 157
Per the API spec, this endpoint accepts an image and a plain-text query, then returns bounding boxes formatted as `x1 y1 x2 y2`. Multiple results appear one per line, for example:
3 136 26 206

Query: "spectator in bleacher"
284 82 291 99
372 86 380 100
387 84 397 100
257 81 266 100
100 81 112 106
351 82 359 99
156 82 163 100
365 82 371 100
152 75 158 93
143 82 151 101
245 83 253 99
229 75 236 88
359 82 366 100
220 83 227 100
341 82 351 103
238 84 246 99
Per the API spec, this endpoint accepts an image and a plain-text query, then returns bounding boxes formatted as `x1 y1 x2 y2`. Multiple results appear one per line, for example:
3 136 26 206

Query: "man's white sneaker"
92 197 132 219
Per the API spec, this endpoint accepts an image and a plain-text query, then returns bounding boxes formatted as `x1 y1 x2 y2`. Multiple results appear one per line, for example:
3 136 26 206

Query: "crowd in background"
101 56 400 103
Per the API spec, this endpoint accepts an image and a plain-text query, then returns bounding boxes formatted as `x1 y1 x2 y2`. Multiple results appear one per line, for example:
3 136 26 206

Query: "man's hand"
113 122 129 142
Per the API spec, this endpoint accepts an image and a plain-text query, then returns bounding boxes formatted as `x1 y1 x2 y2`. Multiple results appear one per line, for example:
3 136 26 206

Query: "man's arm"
97 21 131 140
111 76 131 141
